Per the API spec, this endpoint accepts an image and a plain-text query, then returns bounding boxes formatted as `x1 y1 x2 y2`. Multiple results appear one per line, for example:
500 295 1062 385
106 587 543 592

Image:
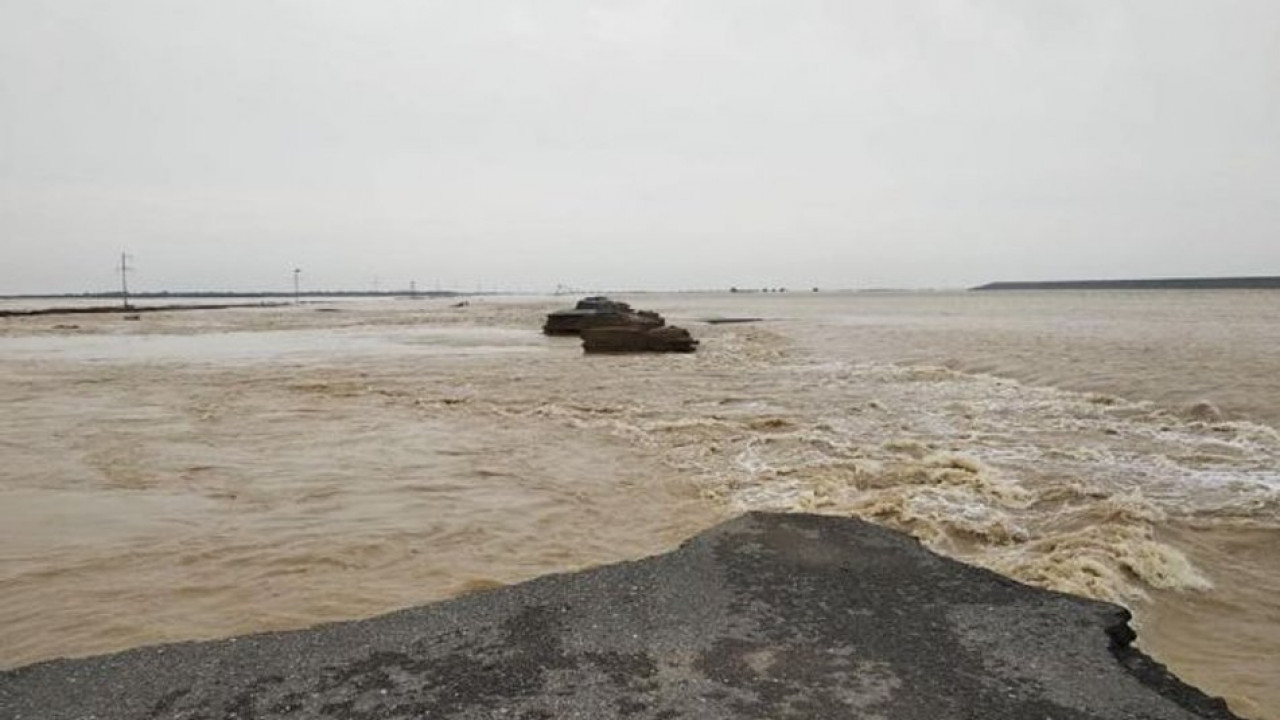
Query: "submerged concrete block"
582 324 699 353
542 296 666 336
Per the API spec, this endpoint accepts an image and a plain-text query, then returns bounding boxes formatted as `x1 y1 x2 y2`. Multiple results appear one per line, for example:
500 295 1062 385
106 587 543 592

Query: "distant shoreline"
0 290 466 301
972 277 1280 291
0 291 478 317
0 302 291 318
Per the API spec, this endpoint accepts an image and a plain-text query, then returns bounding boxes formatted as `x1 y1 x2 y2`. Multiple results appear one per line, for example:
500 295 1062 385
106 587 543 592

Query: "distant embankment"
972 276 1280 291
1 290 464 300
0 303 287 318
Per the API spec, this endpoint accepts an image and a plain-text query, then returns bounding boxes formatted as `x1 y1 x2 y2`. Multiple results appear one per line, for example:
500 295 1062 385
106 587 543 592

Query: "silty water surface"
1 290 1276 718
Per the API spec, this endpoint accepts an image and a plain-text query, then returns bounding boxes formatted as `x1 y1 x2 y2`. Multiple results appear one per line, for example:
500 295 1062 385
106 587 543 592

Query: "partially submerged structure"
542 296 664 336
544 296 698 353
583 325 698 353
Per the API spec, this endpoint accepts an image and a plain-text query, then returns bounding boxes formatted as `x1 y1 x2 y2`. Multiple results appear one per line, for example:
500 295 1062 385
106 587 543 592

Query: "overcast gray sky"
2 1 1277 293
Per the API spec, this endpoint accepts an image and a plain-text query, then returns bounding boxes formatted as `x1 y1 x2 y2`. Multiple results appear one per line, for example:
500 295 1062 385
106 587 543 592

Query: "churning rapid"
1 291 1277 718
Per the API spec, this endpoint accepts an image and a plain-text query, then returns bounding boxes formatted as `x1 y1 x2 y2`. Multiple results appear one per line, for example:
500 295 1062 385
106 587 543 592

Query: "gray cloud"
3 1 1277 292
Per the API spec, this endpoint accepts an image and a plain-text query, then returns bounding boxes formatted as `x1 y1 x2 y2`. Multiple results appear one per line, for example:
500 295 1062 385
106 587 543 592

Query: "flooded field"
1 291 1277 718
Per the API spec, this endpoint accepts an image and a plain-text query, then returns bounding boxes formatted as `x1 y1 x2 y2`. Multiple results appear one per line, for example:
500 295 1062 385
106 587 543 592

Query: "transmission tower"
118 252 133 310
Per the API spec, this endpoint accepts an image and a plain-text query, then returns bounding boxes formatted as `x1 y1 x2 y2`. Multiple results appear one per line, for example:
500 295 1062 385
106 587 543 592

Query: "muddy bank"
0 513 1238 719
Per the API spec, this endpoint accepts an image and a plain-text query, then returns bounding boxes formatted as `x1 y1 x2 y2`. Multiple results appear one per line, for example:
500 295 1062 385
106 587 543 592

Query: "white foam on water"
595 353 1273 612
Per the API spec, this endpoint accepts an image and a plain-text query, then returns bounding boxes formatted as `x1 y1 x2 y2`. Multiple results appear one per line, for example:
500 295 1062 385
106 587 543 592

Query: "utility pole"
118 252 133 310
293 268 301 304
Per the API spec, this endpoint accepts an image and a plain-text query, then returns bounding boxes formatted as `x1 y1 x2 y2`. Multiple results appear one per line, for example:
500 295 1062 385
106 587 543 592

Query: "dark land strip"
0 303 289 318
973 276 1280 291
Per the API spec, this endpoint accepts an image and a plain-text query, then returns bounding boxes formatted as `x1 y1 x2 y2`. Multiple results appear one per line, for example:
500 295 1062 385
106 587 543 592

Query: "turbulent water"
1 291 1277 718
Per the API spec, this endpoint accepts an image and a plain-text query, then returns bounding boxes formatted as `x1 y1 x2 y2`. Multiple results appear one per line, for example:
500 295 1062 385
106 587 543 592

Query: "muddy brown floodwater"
1 291 1277 718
